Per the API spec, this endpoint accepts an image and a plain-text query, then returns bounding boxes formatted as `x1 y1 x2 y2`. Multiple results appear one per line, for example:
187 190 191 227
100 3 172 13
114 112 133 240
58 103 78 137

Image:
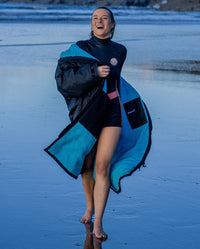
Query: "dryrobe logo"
110 58 118 66
127 109 136 115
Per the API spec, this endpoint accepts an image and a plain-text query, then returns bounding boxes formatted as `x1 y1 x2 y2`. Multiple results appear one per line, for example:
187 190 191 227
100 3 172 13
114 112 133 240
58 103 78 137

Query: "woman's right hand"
97 65 110 78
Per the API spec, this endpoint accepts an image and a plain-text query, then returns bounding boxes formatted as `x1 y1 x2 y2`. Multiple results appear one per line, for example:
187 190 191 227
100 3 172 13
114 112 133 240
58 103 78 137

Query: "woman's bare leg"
93 126 121 239
80 146 96 223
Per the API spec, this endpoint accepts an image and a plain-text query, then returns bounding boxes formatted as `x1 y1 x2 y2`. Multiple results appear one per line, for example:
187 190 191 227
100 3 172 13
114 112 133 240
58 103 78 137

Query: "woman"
57 7 126 239
46 6 151 241
76 7 127 239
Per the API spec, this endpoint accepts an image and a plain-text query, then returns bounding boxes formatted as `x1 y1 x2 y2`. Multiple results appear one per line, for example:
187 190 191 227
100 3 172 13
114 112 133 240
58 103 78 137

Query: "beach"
0 7 200 249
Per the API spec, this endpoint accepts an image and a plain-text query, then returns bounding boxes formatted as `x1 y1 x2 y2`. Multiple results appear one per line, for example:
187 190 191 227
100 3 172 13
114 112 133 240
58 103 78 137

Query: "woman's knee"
95 161 111 178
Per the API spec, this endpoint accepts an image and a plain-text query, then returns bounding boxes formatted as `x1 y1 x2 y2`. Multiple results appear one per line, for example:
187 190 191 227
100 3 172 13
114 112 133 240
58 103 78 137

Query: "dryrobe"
45 44 152 193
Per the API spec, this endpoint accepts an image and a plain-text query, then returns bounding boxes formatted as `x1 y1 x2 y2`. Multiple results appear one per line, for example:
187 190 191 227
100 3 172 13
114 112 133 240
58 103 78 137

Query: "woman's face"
91 9 114 39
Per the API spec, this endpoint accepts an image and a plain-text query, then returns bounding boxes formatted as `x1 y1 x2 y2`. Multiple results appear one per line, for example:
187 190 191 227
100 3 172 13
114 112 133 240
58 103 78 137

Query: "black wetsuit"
77 36 127 127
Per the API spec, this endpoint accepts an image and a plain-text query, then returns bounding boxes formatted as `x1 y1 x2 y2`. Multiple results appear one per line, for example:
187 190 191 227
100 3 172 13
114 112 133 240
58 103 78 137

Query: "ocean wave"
0 3 200 22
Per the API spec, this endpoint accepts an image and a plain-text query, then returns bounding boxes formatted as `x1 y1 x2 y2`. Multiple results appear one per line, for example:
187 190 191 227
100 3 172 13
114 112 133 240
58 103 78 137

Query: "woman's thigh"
95 126 121 166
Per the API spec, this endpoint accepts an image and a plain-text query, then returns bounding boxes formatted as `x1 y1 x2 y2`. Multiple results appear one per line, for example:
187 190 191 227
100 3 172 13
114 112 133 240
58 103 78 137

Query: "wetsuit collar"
91 35 111 46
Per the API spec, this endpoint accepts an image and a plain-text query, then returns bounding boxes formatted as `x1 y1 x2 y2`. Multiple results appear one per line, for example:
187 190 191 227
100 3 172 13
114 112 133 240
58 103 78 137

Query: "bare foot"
93 223 107 240
80 209 94 224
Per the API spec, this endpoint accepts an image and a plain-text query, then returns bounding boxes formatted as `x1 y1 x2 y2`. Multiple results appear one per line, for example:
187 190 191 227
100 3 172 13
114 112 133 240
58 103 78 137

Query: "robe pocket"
123 97 147 129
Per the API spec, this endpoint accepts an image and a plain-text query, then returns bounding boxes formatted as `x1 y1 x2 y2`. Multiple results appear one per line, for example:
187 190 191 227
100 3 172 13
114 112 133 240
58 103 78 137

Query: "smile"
97 26 104 29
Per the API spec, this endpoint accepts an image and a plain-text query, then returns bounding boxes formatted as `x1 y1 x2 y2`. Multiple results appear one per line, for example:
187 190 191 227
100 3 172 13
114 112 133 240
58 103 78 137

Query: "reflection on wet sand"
83 222 105 249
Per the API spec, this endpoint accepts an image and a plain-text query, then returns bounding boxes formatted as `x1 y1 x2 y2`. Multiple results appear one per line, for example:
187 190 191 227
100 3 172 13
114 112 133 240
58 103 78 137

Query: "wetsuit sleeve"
117 46 127 91
121 46 127 65
55 60 99 98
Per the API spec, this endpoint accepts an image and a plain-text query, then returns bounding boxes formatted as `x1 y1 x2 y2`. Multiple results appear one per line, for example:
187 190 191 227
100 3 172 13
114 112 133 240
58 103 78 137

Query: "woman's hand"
98 65 110 78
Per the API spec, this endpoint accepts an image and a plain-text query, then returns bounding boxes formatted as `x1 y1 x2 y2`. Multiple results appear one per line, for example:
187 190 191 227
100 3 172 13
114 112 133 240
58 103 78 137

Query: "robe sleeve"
55 59 100 98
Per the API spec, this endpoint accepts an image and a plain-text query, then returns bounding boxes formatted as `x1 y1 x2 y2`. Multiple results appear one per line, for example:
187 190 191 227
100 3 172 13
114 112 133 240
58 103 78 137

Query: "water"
0 6 200 249
0 3 200 22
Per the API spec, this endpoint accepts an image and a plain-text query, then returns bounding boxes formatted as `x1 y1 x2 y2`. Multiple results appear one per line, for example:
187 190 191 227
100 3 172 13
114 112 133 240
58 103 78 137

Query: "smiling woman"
54 6 127 240
45 6 151 242
91 7 115 39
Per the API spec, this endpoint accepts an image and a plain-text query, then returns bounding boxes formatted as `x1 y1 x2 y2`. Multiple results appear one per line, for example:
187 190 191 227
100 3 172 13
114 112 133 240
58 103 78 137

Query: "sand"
0 18 200 248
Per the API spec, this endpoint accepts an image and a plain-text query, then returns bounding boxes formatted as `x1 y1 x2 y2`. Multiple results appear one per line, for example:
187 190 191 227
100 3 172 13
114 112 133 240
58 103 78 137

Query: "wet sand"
0 21 200 248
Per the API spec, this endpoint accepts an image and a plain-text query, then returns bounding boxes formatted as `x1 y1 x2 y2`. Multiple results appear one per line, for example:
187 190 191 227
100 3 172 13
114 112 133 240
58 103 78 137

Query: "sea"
0 3 200 22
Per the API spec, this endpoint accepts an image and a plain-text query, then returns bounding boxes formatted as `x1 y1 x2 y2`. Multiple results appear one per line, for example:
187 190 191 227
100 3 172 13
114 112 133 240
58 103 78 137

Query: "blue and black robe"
45 44 152 193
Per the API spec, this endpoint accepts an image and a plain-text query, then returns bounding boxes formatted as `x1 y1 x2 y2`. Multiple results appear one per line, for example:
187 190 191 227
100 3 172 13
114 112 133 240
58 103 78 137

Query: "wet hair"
91 6 116 39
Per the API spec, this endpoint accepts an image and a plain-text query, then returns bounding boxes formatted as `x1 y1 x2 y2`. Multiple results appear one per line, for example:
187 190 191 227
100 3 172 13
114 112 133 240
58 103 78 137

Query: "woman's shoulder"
111 40 127 54
110 40 126 49
76 39 90 50
110 40 127 59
